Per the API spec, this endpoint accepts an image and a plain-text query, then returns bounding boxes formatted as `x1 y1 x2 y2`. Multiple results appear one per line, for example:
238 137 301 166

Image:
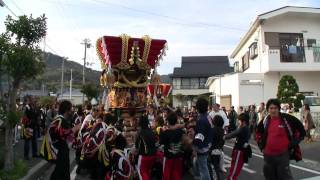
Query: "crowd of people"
17 96 316 180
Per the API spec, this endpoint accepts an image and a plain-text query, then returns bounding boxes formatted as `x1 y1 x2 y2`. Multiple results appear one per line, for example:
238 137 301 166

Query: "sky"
0 0 319 74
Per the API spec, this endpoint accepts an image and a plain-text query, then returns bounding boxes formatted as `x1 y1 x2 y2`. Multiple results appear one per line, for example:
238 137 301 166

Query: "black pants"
263 152 293 180
50 144 70 180
208 154 223 180
24 129 38 158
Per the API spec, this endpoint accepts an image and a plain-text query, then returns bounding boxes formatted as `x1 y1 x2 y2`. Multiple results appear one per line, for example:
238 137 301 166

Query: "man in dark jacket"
228 106 238 132
193 98 212 180
256 98 306 180
135 115 157 180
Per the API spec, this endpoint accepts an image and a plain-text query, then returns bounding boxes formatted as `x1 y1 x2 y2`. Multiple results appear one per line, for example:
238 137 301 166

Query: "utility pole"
69 69 72 100
81 38 91 104
60 57 66 99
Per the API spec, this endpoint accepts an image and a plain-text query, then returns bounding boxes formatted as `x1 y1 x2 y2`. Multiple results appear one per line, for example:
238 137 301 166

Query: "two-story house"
206 6 320 110
171 56 232 108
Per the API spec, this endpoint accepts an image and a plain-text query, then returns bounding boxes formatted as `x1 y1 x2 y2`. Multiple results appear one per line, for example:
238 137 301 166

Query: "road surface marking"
223 158 256 174
224 145 320 175
300 176 320 180
70 165 77 180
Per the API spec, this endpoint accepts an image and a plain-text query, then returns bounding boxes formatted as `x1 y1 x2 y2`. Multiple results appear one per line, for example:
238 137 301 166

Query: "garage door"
220 95 232 110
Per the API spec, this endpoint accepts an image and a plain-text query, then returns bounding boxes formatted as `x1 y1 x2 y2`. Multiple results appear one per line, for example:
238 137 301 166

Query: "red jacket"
256 113 305 161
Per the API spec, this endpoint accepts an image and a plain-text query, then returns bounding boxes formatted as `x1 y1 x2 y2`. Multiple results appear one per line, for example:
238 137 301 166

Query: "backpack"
40 115 63 162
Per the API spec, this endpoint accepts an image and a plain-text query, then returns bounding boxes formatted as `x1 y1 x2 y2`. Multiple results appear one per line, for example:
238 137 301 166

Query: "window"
181 78 190 89
199 78 207 88
307 39 316 48
242 51 250 71
279 33 305 62
190 78 199 89
249 42 258 59
234 62 239 72
173 78 180 89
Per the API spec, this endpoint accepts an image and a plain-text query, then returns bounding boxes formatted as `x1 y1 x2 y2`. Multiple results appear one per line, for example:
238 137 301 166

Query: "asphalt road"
223 142 320 180
36 141 320 180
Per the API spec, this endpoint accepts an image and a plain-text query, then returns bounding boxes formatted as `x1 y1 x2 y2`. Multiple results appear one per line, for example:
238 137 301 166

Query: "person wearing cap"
134 115 157 180
224 113 251 180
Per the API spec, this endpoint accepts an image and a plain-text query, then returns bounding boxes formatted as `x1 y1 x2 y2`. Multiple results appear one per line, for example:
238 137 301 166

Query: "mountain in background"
22 52 101 93
20 52 172 93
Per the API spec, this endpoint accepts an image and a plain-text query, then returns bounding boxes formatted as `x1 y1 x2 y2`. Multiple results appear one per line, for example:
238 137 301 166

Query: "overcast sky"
0 0 319 74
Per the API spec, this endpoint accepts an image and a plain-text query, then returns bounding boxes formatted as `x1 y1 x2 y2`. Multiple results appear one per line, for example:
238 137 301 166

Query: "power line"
8 0 24 14
1 0 18 17
90 0 246 31
41 0 246 31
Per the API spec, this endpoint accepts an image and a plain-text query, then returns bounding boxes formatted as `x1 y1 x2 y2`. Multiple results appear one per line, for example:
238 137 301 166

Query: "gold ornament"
115 34 131 69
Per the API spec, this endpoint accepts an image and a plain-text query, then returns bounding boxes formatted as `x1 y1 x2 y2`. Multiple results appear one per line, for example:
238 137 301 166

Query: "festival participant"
209 103 229 173
135 115 157 180
225 113 251 180
146 104 156 128
256 98 306 180
106 128 131 180
49 100 80 180
78 107 100 175
160 112 185 180
72 106 85 174
23 97 39 160
82 118 108 180
193 98 212 180
209 115 225 180
175 108 185 125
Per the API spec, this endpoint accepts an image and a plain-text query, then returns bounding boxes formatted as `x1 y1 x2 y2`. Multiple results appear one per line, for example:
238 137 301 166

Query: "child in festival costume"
160 112 185 180
225 113 252 180
105 130 131 180
135 115 157 180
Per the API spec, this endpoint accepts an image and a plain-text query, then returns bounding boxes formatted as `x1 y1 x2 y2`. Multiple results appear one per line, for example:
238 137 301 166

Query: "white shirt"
209 110 230 128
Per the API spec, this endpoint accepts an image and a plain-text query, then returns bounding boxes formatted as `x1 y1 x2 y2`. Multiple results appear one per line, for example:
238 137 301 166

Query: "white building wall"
238 73 264 107
233 27 264 73
208 74 240 108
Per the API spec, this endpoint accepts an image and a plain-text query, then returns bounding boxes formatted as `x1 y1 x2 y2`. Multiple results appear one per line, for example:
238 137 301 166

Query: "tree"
1 14 47 170
81 83 99 101
277 75 304 112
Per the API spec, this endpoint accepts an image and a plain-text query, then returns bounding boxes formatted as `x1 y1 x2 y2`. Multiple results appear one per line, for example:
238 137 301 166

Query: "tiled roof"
171 56 233 78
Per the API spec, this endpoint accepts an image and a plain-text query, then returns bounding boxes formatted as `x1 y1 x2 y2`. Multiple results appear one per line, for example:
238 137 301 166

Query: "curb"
21 160 52 180
21 149 76 180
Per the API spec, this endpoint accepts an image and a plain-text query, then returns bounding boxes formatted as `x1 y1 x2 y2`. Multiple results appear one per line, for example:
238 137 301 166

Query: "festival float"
96 34 171 143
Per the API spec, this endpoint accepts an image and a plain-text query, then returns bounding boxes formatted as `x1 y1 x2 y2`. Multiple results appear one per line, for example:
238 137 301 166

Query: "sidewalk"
0 129 52 180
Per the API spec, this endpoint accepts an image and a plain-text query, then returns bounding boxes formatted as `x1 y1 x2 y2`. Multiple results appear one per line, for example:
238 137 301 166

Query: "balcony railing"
173 85 207 90
267 45 320 63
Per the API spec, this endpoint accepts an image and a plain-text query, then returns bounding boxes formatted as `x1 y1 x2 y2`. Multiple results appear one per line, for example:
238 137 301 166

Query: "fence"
311 112 320 138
